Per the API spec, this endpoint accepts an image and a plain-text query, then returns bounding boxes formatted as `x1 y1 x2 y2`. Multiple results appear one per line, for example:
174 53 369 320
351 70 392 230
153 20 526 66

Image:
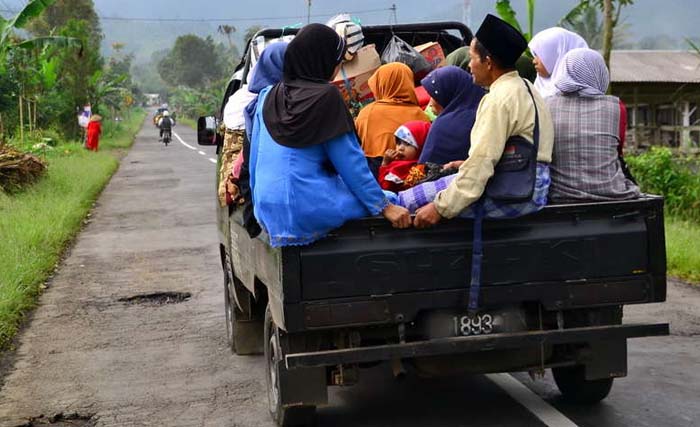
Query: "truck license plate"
453 313 494 336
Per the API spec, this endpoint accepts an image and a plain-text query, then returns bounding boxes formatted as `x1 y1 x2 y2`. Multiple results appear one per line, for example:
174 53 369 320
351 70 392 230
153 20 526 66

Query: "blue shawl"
418 66 485 164
244 42 287 139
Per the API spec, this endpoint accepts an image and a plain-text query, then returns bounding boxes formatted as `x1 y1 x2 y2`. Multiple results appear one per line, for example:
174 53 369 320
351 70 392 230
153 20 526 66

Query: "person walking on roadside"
86 114 102 151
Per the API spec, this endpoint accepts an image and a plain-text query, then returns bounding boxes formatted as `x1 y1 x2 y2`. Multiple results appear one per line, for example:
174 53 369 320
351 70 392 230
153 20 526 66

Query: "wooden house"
611 50 700 149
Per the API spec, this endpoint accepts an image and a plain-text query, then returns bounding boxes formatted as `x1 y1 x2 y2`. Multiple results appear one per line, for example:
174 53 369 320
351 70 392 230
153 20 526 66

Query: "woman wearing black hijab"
248 24 410 247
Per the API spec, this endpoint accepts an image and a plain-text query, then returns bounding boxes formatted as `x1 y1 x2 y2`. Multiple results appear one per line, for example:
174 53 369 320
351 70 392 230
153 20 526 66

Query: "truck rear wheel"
223 273 236 353
224 259 263 355
552 365 614 404
264 305 316 427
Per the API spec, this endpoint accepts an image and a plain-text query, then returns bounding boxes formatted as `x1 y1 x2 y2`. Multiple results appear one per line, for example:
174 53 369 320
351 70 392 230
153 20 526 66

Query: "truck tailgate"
297 197 664 301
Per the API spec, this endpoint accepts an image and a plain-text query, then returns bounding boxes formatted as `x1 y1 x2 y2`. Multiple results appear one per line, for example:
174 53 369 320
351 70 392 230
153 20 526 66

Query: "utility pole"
462 0 472 29
390 3 397 24
307 0 311 24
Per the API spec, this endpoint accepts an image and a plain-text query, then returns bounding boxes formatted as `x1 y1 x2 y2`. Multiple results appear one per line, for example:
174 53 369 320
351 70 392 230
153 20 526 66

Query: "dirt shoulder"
0 122 271 426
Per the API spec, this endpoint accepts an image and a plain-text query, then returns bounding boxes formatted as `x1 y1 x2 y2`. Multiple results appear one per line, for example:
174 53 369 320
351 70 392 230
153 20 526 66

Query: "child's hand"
383 149 398 166
443 160 464 170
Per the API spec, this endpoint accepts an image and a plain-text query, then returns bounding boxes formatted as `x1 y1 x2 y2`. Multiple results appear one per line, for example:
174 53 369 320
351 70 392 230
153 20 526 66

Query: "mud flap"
278 363 328 407
584 339 627 380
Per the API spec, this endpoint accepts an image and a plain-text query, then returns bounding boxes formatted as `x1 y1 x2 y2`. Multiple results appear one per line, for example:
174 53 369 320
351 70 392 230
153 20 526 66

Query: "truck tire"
264 305 316 427
224 260 263 355
224 272 236 353
552 366 614 404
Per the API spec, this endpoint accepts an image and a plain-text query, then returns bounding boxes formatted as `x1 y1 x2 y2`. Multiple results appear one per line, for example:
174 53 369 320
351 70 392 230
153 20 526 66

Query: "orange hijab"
355 63 430 158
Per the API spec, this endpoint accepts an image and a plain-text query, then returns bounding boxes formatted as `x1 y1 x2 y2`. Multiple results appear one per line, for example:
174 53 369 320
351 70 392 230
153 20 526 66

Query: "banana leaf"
495 0 523 34
0 0 57 47
526 0 535 40
559 0 592 27
13 36 82 51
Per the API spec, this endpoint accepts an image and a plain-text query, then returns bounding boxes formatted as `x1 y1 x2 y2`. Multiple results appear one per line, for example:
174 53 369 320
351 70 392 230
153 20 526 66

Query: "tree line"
0 0 141 142
153 26 261 120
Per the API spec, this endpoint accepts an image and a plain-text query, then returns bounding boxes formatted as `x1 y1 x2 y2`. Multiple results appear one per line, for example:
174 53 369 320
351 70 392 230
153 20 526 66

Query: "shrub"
626 147 700 221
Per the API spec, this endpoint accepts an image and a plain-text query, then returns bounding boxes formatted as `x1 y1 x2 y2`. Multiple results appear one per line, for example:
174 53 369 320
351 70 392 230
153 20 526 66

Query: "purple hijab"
418 66 485 164
244 42 287 139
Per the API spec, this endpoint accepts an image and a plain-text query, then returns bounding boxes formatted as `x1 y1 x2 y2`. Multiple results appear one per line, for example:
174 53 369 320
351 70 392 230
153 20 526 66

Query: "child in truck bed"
378 121 431 192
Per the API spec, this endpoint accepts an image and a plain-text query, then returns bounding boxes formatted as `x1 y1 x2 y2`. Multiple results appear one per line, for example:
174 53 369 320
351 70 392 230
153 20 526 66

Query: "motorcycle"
162 129 172 146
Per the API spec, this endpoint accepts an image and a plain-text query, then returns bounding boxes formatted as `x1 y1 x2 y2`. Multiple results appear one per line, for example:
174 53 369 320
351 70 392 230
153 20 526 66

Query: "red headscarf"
378 121 432 192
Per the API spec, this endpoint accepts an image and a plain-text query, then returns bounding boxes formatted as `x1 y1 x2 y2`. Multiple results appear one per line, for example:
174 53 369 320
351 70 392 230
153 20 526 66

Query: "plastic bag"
380 35 432 80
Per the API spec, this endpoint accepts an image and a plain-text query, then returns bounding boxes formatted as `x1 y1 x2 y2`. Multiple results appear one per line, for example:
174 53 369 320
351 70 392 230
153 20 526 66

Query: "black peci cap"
474 14 528 69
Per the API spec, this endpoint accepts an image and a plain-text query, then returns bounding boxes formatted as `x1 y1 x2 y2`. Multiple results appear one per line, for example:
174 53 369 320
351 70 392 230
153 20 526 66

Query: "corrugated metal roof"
611 51 700 83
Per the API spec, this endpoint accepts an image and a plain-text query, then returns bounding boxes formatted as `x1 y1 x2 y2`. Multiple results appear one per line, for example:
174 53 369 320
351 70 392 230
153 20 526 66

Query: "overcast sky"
3 1 699 45
88 0 700 40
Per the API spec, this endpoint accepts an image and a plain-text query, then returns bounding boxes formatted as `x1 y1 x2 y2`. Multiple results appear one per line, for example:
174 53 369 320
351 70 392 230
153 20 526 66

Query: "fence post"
19 94 24 143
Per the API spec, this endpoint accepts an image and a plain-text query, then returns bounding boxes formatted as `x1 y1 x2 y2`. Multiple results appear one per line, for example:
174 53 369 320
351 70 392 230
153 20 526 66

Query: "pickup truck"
199 22 669 427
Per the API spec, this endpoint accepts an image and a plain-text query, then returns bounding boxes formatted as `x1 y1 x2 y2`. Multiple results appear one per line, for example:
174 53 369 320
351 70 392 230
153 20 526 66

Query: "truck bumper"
285 323 669 369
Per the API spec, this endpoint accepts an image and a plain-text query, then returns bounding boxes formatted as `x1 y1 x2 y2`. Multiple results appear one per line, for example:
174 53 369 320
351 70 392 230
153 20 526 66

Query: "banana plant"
0 0 55 49
0 0 82 62
560 0 635 67
89 70 130 112
495 0 536 41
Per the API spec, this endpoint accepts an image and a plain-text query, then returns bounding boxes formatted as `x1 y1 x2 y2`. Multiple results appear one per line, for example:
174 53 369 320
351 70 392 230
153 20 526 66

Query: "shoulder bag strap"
522 78 540 154
466 80 542 315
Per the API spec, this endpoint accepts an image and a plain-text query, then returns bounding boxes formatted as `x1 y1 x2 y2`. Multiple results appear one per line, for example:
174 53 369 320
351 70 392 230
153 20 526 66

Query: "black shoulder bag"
467 79 540 315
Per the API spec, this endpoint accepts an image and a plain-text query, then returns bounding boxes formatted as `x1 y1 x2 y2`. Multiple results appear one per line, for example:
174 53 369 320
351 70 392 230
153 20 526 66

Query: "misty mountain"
3 0 699 62
89 0 700 63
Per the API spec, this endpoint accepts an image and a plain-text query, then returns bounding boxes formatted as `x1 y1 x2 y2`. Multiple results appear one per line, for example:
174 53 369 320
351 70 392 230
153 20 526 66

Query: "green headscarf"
516 55 537 83
445 47 471 71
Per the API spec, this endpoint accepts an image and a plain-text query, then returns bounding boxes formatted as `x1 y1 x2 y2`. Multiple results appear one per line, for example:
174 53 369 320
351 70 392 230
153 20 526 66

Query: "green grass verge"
0 109 146 350
178 116 197 130
666 216 700 284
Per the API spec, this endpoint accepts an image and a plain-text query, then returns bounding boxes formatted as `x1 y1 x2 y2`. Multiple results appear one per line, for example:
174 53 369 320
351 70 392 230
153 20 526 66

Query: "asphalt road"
0 116 698 427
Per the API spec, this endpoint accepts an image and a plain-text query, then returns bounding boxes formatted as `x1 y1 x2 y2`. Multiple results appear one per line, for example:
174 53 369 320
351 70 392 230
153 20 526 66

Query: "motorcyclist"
157 110 175 141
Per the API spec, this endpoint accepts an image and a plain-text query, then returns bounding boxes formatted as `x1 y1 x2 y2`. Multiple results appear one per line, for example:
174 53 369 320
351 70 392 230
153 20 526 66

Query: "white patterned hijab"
529 27 589 98
554 48 610 97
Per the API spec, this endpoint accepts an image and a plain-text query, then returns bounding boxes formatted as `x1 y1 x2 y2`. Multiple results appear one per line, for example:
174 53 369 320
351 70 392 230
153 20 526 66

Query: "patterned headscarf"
394 120 431 150
529 27 588 98
554 48 610 97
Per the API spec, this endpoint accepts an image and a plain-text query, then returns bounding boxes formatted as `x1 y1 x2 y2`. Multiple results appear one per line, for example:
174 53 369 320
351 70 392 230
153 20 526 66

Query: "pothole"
17 412 96 427
118 291 191 306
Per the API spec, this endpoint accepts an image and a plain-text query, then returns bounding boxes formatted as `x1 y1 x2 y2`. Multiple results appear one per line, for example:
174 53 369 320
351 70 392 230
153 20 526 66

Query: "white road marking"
486 374 579 427
173 131 197 150
173 131 217 165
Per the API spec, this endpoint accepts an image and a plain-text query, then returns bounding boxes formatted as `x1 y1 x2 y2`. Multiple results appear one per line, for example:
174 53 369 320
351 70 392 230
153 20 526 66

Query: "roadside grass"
0 110 146 350
177 116 197 130
666 216 700 284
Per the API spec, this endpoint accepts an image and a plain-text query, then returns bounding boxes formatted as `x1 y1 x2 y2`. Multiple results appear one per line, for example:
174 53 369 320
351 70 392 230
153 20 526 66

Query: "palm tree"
217 25 237 50
561 4 632 51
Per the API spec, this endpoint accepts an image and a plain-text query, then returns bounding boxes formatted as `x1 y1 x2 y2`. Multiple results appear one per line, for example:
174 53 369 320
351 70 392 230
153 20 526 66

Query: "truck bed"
229 196 666 333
